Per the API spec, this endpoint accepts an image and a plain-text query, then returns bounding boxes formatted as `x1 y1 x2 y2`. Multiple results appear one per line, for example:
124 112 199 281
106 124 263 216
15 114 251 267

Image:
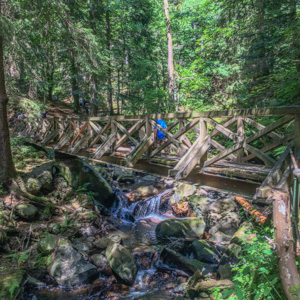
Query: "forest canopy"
2 0 300 114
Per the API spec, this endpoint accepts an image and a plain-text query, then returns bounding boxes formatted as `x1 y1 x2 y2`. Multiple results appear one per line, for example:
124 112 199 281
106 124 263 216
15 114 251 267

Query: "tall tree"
0 3 16 186
163 0 175 102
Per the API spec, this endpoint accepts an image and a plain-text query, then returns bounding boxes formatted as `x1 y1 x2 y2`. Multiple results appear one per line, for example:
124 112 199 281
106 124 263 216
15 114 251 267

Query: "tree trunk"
163 0 175 102
272 188 300 300
106 6 113 115
290 0 300 77
0 13 17 186
70 50 80 113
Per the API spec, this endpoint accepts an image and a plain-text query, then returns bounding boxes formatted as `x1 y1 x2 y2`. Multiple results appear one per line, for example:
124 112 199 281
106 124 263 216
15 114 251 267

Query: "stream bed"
24 165 241 300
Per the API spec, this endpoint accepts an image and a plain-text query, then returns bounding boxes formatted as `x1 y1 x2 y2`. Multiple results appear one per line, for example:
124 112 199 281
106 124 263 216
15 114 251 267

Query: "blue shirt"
155 119 167 140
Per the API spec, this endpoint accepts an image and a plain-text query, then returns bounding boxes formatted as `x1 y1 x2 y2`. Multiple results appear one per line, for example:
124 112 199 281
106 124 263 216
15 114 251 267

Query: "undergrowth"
214 224 285 300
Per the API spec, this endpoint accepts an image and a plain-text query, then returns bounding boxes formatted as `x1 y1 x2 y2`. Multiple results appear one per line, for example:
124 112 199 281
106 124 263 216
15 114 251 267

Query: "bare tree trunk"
106 5 113 115
70 50 80 113
163 0 175 102
0 11 17 186
272 188 300 300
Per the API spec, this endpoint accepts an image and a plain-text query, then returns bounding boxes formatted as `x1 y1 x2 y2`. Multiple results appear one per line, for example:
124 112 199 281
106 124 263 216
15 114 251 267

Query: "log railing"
16 106 300 199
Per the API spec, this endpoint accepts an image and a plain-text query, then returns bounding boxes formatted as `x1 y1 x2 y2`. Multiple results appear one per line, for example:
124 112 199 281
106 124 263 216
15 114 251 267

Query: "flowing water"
27 173 180 300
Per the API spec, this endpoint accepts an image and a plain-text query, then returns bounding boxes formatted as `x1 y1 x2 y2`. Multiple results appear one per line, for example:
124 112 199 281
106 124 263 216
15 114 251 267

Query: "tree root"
11 176 54 208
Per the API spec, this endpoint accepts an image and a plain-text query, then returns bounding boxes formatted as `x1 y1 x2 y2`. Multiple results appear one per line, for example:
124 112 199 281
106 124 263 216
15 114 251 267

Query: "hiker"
38 111 41 118
84 100 89 116
79 97 84 108
42 112 48 119
154 111 167 144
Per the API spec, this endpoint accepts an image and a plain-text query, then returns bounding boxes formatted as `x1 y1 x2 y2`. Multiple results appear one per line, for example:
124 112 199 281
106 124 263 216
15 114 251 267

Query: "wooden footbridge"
16 106 300 200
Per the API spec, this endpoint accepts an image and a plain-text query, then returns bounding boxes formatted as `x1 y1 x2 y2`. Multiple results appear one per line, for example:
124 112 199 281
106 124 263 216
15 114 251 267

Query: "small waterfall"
111 190 171 221
133 189 171 218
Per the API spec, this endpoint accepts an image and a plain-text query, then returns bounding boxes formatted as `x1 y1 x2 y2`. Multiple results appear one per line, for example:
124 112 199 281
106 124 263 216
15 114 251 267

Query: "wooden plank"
115 120 145 149
93 131 117 159
88 106 300 121
295 114 300 153
125 133 155 167
243 117 283 141
150 118 200 157
244 144 276 167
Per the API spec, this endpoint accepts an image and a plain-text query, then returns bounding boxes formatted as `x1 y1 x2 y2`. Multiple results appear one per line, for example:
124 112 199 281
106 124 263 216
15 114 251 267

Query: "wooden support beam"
150 118 200 157
93 131 117 159
236 117 245 162
241 134 294 162
243 117 283 141
113 120 139 146
210 139 237 160
205 118 239 142
246 115 294 144
89 122 111 148
199 118 207 166
71 132 92 153
171 134 210 179
42 130 59 146
70 121 88 146
254 146 292 200
55 130 74 150
125 133 155 167
115 120 145 149
243 144 276 167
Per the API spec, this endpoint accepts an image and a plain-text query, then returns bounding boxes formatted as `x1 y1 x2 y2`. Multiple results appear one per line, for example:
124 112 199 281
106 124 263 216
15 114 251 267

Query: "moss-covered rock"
15 204 38 220
156 217 206 241
106 242 137 285
160 248 215 275
169 183 197 205
37 233 59 255
191 240 220 264
26 178 42 194
37 170 53 190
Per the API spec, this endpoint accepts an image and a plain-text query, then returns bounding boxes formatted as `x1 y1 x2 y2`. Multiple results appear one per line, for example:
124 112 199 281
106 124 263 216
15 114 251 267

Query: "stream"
25 166 239 300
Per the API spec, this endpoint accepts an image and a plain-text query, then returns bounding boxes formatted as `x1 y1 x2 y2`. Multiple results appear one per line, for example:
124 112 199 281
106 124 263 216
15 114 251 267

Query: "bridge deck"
18 105 300 201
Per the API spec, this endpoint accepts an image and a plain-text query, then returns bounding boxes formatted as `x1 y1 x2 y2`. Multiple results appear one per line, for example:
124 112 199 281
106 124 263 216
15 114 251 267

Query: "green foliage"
219 226 284 300
5 250 30 266
9 279 20 296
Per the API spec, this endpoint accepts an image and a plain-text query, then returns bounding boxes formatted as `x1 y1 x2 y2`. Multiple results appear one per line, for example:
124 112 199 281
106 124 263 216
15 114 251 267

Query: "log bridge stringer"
17 106 300 201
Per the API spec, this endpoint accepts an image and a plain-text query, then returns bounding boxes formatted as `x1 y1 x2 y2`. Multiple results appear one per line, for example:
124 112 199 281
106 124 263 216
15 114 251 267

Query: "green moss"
289 284 300 299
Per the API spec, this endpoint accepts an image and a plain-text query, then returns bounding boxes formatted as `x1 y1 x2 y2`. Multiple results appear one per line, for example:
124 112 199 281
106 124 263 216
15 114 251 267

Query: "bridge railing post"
199 118 207 167
236 117 245 162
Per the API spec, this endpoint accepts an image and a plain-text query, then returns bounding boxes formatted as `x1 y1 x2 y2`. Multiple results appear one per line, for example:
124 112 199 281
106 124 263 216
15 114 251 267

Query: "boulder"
90 254 113 276
26 178 42 195
186 279 234 297
106 242 137 285
191 240 220 264
37 170 53 190
230 222 254 245
15 204 38 220
132 245 157 270
114 168 135 183
37 233 59 255
160 248 215 276
169 183 197 205
0 268 24 300
77 194 94 209
57 159 113 206
94 235 122 250
156 218 206 241
49 240 98 287
127 186 159 202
